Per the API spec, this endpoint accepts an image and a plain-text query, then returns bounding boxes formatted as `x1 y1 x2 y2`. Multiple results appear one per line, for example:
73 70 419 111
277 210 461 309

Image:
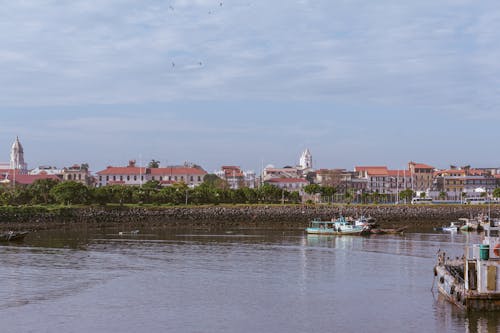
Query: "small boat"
459 218 483 232
370 226 407 235
435 221 464 232
0 231 29 242
354 215 377 228
118 230 140 236
306 216 369 235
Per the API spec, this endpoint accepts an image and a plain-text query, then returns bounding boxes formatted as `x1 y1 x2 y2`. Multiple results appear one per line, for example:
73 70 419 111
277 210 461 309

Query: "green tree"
50 181 91 205
399 189 415 203
203 174 227 189
493 188 500 198
29 178 59 204
304 184 321 195
148 160 160 168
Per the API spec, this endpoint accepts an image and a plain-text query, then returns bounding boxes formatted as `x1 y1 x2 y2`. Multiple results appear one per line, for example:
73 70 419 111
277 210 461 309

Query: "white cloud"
0 0 498 121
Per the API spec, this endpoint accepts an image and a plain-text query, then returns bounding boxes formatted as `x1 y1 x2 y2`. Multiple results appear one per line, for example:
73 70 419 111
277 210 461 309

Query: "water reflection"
0 224 497 333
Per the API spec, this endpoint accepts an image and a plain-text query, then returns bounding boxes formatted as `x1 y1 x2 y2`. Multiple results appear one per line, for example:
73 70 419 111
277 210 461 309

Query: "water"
0 224 498 333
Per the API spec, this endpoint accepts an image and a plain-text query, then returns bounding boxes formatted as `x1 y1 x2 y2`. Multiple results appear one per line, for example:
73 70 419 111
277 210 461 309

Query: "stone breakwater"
0 205 499 229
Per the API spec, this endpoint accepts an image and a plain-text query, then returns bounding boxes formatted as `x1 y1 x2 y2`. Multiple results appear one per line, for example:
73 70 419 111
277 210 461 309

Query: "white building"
299 148 313 170
10 137 27 173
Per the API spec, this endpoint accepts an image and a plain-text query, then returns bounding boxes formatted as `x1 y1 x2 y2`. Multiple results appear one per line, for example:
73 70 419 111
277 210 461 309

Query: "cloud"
0 0 499 121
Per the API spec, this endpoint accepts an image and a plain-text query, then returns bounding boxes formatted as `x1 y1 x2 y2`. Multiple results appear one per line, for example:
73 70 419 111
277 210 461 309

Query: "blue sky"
0 0 499 173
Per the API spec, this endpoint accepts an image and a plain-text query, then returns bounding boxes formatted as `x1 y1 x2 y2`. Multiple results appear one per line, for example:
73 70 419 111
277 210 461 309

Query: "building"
263 166 301 181
0 170 59 186
62 164 93 186
10 137 27 173
433 167 497 199
408 162 434 192
299 149 313 170
29 166 63 176
215 166 256 189
150 166 206 187
264 178 309 194
96 160 207 187
355 166 413 195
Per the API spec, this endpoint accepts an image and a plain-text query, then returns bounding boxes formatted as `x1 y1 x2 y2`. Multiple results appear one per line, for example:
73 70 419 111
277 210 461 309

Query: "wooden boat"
434 220 500 311
370 226 407 235
0 231 29 242
306 216 370 235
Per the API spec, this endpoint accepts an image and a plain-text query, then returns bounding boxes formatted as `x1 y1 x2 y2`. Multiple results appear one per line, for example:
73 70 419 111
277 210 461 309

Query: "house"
150 166 206 188
96 160 207 187
215 166 256 189
62 164 93 186
265 178 309 194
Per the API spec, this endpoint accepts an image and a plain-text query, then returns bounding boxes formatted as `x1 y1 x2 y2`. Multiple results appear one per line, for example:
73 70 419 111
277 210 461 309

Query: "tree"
203 174 227 189
399 189 415 203
50 181 91 205
493 188 500 199
304 184 321 195
148 159 160 168
29 178 59 204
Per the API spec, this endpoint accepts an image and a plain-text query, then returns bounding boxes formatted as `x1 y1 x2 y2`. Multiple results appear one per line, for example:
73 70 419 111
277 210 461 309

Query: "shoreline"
1 204 499 230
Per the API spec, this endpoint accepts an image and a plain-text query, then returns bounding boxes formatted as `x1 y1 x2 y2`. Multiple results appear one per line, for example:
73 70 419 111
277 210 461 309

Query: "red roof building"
96 160 207 187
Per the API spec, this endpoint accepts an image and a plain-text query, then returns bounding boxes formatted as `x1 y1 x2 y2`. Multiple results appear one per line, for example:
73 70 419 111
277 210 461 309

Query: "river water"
0 223 498 333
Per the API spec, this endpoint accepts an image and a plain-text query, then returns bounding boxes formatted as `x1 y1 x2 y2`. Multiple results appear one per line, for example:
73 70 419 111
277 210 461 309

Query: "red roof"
97 167 147 175
3 174 60 185
409 162 434 169
355 166 388 176
266 178 308 184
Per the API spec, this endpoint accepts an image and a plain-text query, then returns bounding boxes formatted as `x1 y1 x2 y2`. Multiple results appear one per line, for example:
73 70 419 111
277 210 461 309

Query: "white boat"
438 221 464 232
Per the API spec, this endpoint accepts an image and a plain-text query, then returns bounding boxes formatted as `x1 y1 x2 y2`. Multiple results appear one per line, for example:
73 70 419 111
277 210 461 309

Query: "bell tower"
299 148 313 170
10 136 27 173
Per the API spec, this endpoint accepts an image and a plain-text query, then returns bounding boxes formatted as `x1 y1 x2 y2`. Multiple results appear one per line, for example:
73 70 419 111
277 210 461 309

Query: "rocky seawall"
1 204 499 229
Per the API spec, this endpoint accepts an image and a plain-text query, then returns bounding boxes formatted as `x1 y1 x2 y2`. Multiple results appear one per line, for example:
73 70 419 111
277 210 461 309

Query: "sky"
0 0 499 173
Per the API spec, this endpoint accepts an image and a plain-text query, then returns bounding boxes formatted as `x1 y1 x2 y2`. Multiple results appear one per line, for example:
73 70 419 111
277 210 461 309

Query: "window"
190 176 193 181
120 176 123 181
113 176 116 181
134 175 137 181
106 176 109 181
127 175 130 181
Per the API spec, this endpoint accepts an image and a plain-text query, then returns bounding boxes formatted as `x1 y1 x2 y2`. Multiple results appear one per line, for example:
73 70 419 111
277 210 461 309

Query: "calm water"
0 223 498 333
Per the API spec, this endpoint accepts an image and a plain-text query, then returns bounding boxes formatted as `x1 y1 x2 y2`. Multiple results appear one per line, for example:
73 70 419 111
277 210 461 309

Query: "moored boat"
434 219 500 311
0 231 29 242
306 216 369 235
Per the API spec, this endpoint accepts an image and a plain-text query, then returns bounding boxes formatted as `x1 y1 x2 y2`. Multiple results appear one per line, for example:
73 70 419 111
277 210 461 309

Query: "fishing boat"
0 231 29 242
306 216 369 235
434 219 500 311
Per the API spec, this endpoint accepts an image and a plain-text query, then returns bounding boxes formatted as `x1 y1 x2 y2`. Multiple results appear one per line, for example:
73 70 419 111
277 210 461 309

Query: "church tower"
299 149 313 170
10 136 27 173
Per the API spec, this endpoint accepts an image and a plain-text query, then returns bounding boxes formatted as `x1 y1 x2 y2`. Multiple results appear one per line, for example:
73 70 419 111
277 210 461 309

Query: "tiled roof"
355 166 388 176
266 178 308 183
97 167 147 175
410 163 434 169
6 174 60 185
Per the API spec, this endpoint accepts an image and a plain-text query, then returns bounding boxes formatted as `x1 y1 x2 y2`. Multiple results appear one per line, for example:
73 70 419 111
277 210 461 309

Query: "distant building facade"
96 160 207 187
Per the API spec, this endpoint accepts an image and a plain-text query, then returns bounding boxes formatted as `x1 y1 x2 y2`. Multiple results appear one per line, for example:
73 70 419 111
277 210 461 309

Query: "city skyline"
1 1 499 172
